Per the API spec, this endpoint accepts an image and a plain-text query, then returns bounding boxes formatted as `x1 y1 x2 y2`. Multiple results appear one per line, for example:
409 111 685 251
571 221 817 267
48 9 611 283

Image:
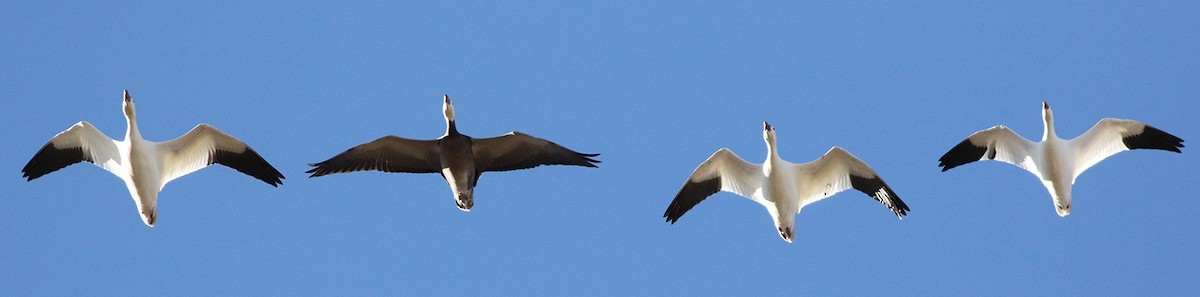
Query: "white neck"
442 96 455 128
125 113 141 141
1041 111 1055 141
442 97 457 135
764 136 781 163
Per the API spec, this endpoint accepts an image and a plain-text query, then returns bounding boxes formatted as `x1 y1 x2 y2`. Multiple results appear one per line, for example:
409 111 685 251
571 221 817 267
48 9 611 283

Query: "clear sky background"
2 1 1198 296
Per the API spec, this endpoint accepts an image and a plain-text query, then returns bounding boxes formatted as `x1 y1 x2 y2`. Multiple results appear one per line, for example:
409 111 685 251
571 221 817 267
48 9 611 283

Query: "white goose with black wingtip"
664 122 909 243
939 102 1184 217
21 90 285 227
306 94 600 212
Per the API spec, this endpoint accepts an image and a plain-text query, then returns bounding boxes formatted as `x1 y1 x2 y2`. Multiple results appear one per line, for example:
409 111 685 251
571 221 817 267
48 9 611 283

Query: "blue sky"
2 1 1198 296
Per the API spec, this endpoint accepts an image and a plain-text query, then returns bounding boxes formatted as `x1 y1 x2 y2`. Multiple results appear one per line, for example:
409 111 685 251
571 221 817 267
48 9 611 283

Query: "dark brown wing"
307 136 441 177
471 132 600 172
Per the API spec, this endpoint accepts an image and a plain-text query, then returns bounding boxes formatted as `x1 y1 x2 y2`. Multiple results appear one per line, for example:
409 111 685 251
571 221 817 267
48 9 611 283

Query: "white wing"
156 124 284 189
1069 118 1184 179
663 148 764 223
794 147 909 218
22 121 123 180
938 125 1040 178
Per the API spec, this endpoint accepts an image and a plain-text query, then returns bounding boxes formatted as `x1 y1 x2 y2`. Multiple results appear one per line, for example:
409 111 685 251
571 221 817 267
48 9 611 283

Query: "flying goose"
664 122 909 243
939 102 1184 216
306 95 600 211
21 90 285 227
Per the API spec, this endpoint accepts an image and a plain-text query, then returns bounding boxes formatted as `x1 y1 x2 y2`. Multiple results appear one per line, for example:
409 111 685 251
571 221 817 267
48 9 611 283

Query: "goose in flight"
21 90 285 227
938 102 1184 216
663 122 909 243
306 95 600 211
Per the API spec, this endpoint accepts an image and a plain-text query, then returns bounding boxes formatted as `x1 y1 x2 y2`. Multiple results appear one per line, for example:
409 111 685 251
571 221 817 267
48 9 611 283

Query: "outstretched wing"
663 148 764 224
157 124 284 188
22 121 122 181
1069 118 1183 178
795 147 909 219
471 132 599 172
306 135 441 177
938 125 1039 177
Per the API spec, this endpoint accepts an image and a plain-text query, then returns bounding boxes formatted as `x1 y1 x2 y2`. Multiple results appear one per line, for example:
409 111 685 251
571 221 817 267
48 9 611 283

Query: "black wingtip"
938 138 987 172
663 215 679 224
1123 125 1184 153
580 154 600 166
663 177 722 225
304 166 326 178
849 175 910 219
210 148 285 188
22 143 89 182
573 152 601 167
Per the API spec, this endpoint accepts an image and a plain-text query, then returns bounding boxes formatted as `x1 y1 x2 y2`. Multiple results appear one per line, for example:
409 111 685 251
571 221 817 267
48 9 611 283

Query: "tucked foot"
777 226 794 243
1055 203 1072 217
455 194 474 212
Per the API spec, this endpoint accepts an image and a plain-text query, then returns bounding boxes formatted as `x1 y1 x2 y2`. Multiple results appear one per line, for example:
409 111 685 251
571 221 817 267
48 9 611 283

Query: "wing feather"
663 148 763 223
1069 118 1183 178
22 121 122 181
157 124 284 188
472 132 599 172
938 125 1039 177
306 135 441 177
795 147 908 218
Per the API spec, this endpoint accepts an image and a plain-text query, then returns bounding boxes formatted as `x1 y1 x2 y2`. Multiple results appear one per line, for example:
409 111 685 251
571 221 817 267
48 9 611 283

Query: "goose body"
939 102 1184 216
306 95 600 211
22 90 285 226
664 122 909 243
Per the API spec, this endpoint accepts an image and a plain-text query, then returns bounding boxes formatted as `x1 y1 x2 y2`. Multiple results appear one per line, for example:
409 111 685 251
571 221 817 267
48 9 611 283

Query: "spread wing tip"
850 175 909 219
580 153 601 167
662 177 722 225
662 202 686 224
304 164 343 178
211 148 285 188
304 162 325 177
938 138 986 172
1125 125 1184 153
22 143 89 182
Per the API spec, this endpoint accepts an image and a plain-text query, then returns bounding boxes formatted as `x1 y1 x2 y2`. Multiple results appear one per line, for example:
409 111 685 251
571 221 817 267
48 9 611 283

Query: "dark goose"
307 95 600 211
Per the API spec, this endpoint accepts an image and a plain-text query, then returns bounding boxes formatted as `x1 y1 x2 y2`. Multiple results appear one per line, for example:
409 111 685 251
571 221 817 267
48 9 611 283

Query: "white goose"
21 90 285 227
664 122 909 243
939 102 1184 216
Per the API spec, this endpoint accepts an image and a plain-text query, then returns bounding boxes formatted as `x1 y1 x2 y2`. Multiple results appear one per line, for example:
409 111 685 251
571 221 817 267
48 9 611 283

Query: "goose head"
762 121 777 144
1042 102 1053 124
1041 102 1056 140
442 94 459 135
443 94 455 123
122 89 137 120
